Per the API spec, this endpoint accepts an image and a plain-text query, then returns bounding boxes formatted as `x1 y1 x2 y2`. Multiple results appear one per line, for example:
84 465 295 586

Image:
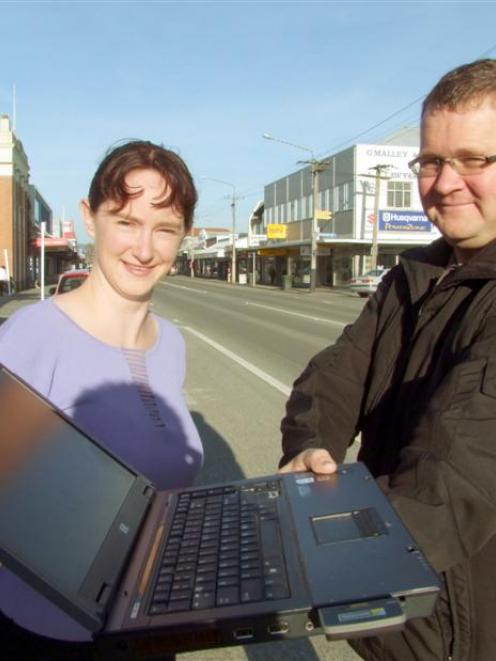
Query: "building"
177 227 232 278
0 113 81 289
28 184 54 284
0 114 31 290
30 217 82 284
177 204 269 285
261 128 440 287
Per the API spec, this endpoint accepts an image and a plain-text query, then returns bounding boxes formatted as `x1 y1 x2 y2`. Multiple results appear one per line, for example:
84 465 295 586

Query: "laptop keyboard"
148 480 290 614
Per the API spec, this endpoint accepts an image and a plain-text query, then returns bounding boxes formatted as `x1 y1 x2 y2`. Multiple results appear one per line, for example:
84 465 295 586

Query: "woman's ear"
80 199 95 239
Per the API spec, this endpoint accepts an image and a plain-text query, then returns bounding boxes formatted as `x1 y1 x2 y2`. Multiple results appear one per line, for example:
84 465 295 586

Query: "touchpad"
312 508 387 545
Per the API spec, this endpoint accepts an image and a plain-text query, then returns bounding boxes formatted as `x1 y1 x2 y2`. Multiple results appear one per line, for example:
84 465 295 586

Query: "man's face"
418 97 496 261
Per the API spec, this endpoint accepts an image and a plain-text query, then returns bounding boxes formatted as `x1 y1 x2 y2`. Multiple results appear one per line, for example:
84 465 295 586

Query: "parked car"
348 267 390 297
49 268 90 295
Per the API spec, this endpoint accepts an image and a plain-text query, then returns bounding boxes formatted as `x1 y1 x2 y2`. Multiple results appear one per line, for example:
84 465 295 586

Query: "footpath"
0 288 43 322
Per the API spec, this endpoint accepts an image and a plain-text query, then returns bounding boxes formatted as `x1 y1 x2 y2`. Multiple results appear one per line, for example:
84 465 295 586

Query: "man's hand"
279 448 337 474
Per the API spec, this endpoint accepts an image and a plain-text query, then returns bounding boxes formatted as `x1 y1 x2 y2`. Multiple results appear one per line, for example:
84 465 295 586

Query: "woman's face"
81 168 185 301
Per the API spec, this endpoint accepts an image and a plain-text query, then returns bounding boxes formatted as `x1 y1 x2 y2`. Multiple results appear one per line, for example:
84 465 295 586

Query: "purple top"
0 299 203 640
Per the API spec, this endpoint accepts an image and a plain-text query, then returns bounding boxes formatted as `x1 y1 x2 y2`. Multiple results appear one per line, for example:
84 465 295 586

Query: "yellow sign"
316 210 333 220
257 248 288 257
266 224 288 239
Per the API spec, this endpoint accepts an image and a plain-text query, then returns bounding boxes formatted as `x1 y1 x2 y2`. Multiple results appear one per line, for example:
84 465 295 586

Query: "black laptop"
0 365 440 657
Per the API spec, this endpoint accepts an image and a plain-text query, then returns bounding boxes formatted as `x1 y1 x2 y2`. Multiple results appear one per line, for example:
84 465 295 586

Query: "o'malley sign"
378 210 431 232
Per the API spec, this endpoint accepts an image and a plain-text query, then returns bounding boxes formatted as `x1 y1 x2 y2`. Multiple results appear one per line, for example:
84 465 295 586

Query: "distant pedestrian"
0 264 8 295
0 140 202 658
269 265 276 285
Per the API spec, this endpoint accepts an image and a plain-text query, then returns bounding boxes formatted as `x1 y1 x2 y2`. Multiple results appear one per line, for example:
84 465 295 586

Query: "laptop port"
268 621 289 635
233 628 254 641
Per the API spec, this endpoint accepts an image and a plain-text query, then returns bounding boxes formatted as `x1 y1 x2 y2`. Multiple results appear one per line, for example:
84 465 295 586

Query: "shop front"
30 236 81 285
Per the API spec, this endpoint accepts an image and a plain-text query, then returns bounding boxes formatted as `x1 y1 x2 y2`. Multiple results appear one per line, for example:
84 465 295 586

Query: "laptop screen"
0 368 136 594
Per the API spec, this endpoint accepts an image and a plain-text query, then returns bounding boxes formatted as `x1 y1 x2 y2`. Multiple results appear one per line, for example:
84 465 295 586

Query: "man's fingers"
279 449 337 474
307 449 337 473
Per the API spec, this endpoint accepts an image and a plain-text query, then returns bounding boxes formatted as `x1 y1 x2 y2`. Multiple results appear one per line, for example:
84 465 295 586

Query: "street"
150 277 364 661
151 277 364 485
0 281 365 661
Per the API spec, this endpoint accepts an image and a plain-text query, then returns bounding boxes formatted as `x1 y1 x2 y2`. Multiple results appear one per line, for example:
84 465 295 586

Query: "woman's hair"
88 140 197 231
422 59 496 117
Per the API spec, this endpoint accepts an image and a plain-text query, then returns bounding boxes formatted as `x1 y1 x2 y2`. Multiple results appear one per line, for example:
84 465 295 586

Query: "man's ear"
80 199 95 239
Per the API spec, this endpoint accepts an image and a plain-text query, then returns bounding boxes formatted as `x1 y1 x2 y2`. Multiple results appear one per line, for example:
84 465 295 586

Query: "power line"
317 42 496 159
317 93 425 159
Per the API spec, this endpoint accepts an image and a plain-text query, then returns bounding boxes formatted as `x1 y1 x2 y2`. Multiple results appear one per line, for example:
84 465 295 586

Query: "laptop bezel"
0 365 156 632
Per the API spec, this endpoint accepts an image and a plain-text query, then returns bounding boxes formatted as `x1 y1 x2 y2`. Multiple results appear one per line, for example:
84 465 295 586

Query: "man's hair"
422 59 496 116
88 140 197 231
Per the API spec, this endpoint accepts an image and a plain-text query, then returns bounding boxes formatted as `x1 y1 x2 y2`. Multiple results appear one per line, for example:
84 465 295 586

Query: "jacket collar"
399 238 496 303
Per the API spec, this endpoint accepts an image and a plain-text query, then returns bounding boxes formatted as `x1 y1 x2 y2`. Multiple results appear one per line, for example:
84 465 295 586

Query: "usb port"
233 628 254 641
268 622 289 635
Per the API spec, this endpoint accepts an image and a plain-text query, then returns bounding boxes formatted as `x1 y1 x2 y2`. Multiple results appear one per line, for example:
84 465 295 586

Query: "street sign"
316 209 332 220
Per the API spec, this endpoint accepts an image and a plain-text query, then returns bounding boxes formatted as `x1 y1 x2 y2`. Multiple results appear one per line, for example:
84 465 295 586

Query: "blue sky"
1 0 496 240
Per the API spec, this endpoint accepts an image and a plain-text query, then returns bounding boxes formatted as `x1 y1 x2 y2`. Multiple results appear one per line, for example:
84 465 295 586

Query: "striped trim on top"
122 348 166 428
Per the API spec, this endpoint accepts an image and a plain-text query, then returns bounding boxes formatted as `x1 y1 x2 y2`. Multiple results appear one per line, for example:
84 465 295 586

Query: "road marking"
182 326 291 397
245 302 346 327
159 282 207 294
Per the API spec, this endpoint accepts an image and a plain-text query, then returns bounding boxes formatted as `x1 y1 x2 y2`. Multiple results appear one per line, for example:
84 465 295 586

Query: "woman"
0 140 203 658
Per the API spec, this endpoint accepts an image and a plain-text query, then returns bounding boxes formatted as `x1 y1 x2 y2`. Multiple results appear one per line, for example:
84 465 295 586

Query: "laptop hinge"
318 596 406 640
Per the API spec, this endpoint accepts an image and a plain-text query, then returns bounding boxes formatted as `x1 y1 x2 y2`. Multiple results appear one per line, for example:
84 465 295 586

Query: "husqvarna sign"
379 210 431 232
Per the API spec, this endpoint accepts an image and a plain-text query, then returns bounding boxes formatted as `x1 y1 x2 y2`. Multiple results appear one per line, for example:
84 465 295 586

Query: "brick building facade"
0 114 31 291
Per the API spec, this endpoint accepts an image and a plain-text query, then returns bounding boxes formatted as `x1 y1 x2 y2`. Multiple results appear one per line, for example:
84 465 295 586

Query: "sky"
1 0 496 241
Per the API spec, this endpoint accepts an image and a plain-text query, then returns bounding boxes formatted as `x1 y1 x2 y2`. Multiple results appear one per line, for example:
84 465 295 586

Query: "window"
387 181 411 208
301 196 307 219
342 183 350 210
290 200 297 222
320 191 326 210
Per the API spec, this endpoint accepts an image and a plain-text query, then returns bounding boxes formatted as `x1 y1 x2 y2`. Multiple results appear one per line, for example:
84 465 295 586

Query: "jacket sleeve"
379 313 496 573
279 276 390 467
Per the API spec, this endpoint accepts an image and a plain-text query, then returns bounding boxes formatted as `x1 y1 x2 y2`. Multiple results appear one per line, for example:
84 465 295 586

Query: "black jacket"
281 238 496 660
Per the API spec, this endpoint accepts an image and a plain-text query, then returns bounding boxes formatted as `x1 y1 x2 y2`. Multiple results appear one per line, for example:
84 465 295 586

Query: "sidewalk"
0 288 44 321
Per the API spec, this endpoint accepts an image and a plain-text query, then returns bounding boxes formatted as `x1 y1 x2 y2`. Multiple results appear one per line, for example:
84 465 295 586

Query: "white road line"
245 301 346 327
182 326 291 397
159 282 207 294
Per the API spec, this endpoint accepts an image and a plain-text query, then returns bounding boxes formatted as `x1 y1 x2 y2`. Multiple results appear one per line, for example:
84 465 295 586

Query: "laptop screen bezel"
0 365 155 633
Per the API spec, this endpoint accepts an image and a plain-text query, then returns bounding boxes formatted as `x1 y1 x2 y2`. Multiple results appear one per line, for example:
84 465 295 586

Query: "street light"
201 177 237 284
263 132 329 291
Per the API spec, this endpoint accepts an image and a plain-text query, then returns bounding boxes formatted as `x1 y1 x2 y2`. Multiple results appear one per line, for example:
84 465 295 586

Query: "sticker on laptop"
295 476 315 485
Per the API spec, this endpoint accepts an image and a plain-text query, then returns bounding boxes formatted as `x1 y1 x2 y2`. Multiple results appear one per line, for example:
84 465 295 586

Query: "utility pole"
201 177 239 285
310 159 331 290
369 164 390 270
262 133 330 291
230 189 237 285
40 221 46 300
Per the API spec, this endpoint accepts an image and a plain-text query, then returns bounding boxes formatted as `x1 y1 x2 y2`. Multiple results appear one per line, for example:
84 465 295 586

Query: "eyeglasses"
408 154 496 177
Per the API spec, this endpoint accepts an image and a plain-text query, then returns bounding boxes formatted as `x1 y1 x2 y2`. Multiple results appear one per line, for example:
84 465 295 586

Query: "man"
280 59 496 661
